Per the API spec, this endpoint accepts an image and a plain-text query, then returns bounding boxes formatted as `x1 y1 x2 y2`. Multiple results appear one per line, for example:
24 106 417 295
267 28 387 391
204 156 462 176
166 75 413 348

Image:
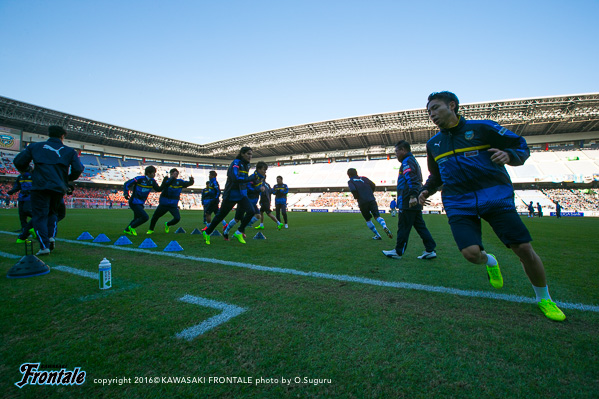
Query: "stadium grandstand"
1 93 599 215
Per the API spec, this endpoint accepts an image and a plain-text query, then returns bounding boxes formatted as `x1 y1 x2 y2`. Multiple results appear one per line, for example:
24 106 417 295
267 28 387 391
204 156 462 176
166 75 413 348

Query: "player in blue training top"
223 161 272 241
201 170 226 228
419 91 565 322
201 181 212 225
13 125 84 256
525 201 535 218
201 147 254 245
273 176 289 228
389 197 397 217
382 140 436 260
146 168 194 234
553 200 562 218
8 166 36 243
123 165 163 236
255 181 283 230
347 168 392 240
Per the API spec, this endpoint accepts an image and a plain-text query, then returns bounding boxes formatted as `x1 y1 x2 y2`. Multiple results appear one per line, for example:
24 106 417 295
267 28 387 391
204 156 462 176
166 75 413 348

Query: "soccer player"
273 176 289 228
201 181 212 225
537 202 543 218
389 197 397 217
201 147 254 244
419 91 565 321
123 165 163 236
382 141 436 260
224 161 270 241
527 201 535 218
8 166 36 243
147 168 194 234
255 181 283 230
202 170 224 226
13 125 84 255
554 200 562 218
347 168 392 240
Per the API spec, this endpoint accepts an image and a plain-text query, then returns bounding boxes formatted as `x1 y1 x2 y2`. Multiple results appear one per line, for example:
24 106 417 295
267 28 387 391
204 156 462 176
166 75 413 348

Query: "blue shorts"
448 209 532 251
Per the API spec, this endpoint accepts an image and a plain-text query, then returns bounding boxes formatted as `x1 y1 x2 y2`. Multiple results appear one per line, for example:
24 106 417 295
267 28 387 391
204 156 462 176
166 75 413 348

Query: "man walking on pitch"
123 165 163 236
347 168 392 240
13 125 84 255
382 140 436 260
419 91 565 321
389 197 397 217
147 168 194 234
273 176 289 228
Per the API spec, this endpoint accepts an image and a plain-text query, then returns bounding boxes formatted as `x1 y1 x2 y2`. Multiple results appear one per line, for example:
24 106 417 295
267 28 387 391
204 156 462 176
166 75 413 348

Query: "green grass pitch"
1 209 598 398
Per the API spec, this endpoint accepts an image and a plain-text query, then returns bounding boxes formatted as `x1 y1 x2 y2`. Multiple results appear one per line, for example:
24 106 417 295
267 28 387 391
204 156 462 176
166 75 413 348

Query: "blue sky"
1 0 597 144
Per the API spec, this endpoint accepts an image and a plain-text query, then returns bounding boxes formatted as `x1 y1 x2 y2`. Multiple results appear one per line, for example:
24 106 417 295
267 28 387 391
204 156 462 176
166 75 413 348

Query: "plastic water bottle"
99 258 112 289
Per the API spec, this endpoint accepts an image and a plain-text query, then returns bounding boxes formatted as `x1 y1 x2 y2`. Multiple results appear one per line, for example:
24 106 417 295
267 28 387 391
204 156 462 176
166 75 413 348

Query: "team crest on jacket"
464 131 474 140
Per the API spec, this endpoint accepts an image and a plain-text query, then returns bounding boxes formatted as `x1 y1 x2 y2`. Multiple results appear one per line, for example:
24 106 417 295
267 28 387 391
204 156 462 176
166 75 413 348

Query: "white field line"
1 233 598 314
0 250 243 339
176 295 247 340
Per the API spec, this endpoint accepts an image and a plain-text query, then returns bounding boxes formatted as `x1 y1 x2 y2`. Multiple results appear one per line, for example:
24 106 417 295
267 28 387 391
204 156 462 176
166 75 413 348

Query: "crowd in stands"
542 188 599 211
4 180 599 212
0 152 19 175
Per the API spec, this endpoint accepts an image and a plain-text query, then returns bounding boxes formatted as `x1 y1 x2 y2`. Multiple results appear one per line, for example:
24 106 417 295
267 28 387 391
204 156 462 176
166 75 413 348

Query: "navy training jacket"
13 137 84 194
422 116 529 217
124 175 162 205
396 152 424 210
159 177 194 206
348 176 376 206
223 157 250 201
8 172 33 201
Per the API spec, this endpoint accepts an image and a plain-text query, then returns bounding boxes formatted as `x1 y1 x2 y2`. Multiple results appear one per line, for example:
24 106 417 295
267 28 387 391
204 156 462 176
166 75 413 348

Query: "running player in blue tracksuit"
201 147 254 244
147 168 194 234
13 125 84 255
123 165 163 236
223 161 270 240
8 167 36 243
202 170 225 226
419 91 565 321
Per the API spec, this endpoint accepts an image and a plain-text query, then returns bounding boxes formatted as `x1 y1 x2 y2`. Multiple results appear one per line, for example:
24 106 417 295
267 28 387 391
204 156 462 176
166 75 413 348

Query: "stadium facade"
1 93 598 162
1 93 599 216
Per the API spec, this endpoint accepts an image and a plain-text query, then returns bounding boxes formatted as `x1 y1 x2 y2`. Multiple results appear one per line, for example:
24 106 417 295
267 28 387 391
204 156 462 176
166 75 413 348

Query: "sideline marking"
176 295 247 340
1 236 599 314
0 250 240 336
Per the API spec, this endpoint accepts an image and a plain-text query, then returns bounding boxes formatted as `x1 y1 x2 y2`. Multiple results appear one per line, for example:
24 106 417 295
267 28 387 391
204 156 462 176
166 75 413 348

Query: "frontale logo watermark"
15 363 86 388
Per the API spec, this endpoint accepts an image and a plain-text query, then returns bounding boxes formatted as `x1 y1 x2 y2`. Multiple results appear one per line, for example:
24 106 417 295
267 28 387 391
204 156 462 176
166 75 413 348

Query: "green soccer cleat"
29 228 37 239
538 299 566 322
255 225 265 230
124 226 137 236
146 230 154 235
383 226 393 239
233 231 246 244
202 229 210 245
486 254 503 289
278 223 283 231
16 238 26 244
164 222 170 233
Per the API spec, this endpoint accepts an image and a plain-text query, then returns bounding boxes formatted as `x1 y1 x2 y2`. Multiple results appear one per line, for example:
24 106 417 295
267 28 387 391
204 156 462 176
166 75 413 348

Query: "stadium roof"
1 93 599 160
